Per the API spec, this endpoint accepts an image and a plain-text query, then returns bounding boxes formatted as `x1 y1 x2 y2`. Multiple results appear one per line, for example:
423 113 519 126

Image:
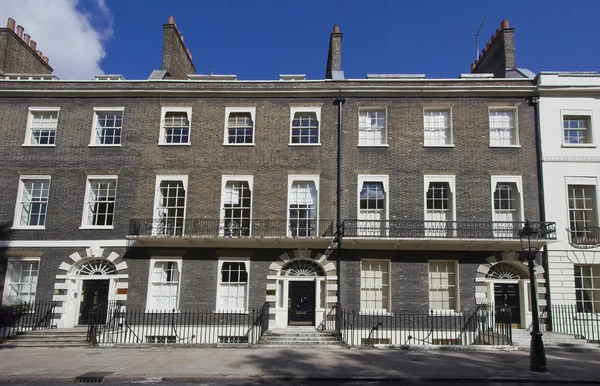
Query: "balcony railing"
128 218 335 238
341 220 557 240
567 227 600 249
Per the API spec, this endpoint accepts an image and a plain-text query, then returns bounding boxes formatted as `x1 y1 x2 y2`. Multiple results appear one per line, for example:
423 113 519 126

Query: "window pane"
424 111 451 146
291 112 319 144
360 260 389 311
19 179 50 226
157 181 186 236
429 261 457 310
289 181 318 237
163 112 190 144
359 110 386 145
30 111 58 145
489 110 516 146
222 181 251 236
227 112 254 144
574 264 600 312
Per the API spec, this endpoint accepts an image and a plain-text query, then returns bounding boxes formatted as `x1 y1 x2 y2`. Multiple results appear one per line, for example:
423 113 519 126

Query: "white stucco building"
538 72 600 323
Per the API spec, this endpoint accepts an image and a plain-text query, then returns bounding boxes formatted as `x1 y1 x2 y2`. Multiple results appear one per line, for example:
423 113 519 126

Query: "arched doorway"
486 262 526 324
280 259 325 326
73 259 116 325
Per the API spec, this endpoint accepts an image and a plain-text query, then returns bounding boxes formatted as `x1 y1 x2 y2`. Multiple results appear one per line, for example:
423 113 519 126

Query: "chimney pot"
168 15 175 24
180 34 184 43
7 18 15 31
42 56 49 64
501 20 509 29
36 50 43 57
23 33 30 44
16 25 24 38
333 25 340 33
29 40 37 50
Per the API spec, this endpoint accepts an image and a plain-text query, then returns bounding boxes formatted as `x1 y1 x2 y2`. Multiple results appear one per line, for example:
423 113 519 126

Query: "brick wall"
0 29 53 75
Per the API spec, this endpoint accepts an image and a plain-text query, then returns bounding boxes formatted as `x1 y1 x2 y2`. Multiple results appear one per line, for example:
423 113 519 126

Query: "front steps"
511 328 600 352
258 327 344 348
0 327 90 348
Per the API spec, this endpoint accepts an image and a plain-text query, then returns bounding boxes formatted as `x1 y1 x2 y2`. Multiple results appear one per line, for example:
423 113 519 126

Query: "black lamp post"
519 220 548 373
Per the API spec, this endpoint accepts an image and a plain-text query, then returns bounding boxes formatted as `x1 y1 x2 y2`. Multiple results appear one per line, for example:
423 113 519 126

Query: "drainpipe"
530 95 552 330
334 96 345 303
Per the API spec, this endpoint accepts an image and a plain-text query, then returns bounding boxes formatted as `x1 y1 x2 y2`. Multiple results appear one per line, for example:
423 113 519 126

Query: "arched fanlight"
74 259 117 276
280 259 324 277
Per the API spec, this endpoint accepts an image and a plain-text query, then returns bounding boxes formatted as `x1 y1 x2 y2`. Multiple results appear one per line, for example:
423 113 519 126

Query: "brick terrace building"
0 17 556 342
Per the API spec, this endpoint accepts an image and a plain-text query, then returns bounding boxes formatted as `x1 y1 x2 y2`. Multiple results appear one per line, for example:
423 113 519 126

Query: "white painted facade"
538 72 600 306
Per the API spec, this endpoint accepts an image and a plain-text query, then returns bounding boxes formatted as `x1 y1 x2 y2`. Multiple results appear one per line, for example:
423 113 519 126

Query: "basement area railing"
551 304 600 343
87 302 270 346
0 300 56 340
341 220 556 240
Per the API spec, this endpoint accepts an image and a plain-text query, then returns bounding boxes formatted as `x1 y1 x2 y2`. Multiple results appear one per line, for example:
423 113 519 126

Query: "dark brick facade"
0 28 53 76
161 20 195 80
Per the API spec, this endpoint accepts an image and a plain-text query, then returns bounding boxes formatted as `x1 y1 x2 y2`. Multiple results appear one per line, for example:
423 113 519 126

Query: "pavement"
0 346 599 384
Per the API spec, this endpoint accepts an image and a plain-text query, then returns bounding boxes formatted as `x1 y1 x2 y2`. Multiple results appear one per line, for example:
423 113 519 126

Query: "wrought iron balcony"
341 220 557 240
567 227 600 249
128 218 334 239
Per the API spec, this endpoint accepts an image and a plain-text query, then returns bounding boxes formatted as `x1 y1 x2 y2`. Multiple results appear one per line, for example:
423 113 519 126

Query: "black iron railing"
335 306 512 347
341 220 556 240
87 302 270 346
0 300 56 340
129 218 334 239
567 227 600 249
551 304 600 342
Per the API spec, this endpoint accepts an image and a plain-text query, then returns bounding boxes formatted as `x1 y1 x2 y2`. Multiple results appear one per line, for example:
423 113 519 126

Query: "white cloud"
0 0 113 79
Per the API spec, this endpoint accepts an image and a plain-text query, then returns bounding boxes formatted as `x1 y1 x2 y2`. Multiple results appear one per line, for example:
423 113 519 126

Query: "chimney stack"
161 15 196 79
470 20 515 78
325 25 343 79
1 18 53 75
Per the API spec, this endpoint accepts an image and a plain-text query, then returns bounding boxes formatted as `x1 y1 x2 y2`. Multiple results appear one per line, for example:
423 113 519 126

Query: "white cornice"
542 155 600 163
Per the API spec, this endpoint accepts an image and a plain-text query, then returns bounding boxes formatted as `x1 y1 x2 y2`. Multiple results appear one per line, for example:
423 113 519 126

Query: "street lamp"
519 220 547 373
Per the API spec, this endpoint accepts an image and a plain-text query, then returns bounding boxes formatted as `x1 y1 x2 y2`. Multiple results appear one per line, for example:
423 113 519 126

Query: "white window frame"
2 257 40 305
358 107 388 147
357 175 389 222
490 176 524 222
287 175 320 237
561 109 595 147
428 260 459 312
23 107 60 147
289 106 321 146
360 259 391 314
223 107 256 146
159 106 192 146
80 175 118 229
574 264 600 313
153 175 189 236
423 175 456 222
423 108 454 147
146 257 182 311
219 175 254 236
216 257 250 312
565 177 599 237
89 107 124 147
488 107 520 147
12 175 51 230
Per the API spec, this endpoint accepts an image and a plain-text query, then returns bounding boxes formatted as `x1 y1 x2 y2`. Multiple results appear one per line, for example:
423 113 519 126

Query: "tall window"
575 265 600 313
218 261 248 310
358 110 386 146
92 109 123 145
489 109 518 146
429 261 458 311
359 180 386 236
82 177 117 227
3 260 39 304
15 177 51 227
360 260 390 312
424 110 452 146
26 109 59 145
564 116 592 144
291 111 319 144
160 107 192 145
155 180 186 236
288 180 317 237
493 180 522 237
425 176 455 237
222 180 252 236
148 260 180 310
568 185 597 238
225 108 254 145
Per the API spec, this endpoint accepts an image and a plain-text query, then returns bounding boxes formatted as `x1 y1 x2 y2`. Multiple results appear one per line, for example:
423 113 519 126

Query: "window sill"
223 143 255 147
79 226 114 230
88 144 122 148
145 309 180 313
11 226 46 230
429 310 461 316
423 144 455 148
214 309 249 314
561 143 597 148
357 144 389 148
288 143 322 147
158 143 191 146
21 144 55 147
489 145 521 148
359 310 393 316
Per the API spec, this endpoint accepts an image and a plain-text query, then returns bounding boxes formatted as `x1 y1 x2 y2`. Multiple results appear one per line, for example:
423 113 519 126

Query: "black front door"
78 280 110 325
494 283 520 324
288 281 316 326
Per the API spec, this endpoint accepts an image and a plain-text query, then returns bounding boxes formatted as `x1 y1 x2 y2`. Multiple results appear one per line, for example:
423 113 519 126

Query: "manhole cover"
75 371 113 383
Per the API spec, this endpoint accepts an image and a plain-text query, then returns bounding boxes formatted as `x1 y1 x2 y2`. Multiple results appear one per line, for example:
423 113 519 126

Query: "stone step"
14 333 87 339
0 342 89 348
260 337 339 343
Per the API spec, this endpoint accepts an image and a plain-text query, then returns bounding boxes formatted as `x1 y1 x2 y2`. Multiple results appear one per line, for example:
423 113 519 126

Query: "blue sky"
2 0 599 80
